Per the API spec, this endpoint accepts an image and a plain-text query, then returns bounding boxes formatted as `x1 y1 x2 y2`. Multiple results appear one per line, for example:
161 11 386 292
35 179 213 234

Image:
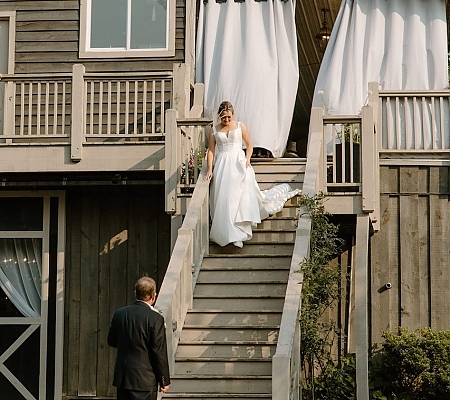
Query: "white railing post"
71 64 85 161
165 109 179 214
304 107 324 195
361 106 375 213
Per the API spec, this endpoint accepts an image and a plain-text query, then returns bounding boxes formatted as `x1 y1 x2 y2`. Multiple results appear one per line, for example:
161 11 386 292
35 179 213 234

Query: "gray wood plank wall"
63 184 170 398
0 0 185 74
370 165 450 346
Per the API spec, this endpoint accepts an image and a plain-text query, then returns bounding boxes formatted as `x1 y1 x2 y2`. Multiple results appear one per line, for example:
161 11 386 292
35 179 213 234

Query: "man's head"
135 276 157 303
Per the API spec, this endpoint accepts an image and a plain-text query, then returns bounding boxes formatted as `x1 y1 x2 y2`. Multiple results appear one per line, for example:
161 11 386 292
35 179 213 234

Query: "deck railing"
1 64 173 160
379 90 450 151
164 77 210 215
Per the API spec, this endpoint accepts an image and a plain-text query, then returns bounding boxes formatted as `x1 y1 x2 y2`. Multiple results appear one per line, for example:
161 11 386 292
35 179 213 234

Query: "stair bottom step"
163 395 271 400
169 377 271 394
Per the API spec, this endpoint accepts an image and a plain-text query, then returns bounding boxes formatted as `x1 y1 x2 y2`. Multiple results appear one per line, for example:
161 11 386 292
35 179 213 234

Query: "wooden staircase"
164 159 304 400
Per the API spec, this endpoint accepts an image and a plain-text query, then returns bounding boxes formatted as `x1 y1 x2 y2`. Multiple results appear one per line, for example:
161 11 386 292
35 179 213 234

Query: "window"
79 0 175 58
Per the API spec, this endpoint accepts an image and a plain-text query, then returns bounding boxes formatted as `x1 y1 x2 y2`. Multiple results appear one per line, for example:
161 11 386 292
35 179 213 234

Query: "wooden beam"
354 214 369 400
70 64 85 161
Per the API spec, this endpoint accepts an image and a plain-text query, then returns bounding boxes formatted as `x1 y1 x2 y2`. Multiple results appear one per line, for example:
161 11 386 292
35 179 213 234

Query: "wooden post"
172 63 190 118
3 81 14 143
361 106 375 213
303 107 324 196
184 0 196 82
165 109 179 214
71 64 85 161
355 214 370 400
368 82 380 231
189 83 204 118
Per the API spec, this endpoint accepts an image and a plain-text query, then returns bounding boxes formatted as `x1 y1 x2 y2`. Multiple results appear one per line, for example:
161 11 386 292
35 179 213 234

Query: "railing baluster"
125 81 129 135
116 81 121 134
152 81 156 134
45 82 49 135
28 82 33 136
107 81 112 135
61 81 66 136
439 96 445 149
53 82 58 135
20 83 25 136
161 80 165 132
134 80 138 135
37 82 41 136
89 81 94 135
143 80 147 134
99 81 103 134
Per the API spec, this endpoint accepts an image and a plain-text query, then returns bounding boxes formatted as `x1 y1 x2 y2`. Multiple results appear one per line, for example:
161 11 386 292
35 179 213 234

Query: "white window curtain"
196 0 299 158
312 0 448 151
0 239 42 318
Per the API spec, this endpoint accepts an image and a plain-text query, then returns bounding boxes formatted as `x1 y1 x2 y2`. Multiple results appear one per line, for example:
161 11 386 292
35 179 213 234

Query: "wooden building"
0 1 449 400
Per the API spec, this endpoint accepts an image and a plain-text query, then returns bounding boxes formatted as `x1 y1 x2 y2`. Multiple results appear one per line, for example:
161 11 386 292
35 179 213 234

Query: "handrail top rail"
0 73 73 81
0 71 173 81
379 89 450 96
177 118 212 127
323 115 361 124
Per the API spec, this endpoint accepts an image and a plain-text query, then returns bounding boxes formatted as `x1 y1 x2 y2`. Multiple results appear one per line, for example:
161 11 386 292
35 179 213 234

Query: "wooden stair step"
169 376 272 394
197 269 289 283
163 395 271 400
175 343 276 358
208 243 294 256
184 310 282 326
194 283 287 297
192 297 284 310
201 256 291 268
179 328 279 342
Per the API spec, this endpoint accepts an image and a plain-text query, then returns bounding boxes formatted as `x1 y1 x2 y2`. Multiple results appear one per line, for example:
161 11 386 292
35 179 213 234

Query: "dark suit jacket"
107 301 171 391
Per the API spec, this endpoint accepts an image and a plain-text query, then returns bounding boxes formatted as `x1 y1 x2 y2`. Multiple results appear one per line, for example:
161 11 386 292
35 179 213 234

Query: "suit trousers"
117 388 157 400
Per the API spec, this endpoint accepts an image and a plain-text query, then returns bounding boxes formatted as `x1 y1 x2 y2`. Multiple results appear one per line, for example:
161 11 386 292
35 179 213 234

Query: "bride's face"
219 110 233 127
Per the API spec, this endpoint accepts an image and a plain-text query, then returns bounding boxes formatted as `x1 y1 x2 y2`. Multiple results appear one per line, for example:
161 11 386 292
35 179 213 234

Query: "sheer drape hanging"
0 239 42 318
312 0 448 150
196 0 299 158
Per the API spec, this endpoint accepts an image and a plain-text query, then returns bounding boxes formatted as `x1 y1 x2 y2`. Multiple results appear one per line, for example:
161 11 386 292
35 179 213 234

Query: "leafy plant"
298 193 346 399
337 123 360 144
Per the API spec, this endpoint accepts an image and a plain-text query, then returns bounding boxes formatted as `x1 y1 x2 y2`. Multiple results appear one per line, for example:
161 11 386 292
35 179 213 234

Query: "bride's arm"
204 126 215 180
241 123 253 168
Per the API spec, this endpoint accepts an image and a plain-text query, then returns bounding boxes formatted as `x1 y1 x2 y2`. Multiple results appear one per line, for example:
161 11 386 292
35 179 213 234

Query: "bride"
204 101 300 248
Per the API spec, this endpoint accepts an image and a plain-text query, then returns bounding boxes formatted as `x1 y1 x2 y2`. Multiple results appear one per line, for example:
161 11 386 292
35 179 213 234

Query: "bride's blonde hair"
218 101 234 117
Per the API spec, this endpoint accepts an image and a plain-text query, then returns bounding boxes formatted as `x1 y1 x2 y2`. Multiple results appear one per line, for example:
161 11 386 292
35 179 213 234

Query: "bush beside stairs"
163 159 304 400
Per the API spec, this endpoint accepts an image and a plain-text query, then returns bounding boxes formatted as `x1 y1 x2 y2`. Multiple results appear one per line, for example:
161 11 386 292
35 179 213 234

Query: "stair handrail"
272 107 324 400
156 169 210 372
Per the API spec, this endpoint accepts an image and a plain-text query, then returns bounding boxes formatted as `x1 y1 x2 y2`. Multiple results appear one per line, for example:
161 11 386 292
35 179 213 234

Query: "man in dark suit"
108 276 170 400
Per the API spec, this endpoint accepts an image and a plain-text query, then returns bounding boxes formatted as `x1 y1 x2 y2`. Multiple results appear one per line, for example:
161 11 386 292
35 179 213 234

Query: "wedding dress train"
209 122 300 247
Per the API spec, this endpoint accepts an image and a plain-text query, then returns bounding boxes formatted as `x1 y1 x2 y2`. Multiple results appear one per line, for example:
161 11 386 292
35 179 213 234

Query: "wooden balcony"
0 64 174 173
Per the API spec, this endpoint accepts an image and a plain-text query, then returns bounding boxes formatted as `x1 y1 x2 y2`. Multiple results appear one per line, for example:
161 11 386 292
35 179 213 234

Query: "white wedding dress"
209 122 301 247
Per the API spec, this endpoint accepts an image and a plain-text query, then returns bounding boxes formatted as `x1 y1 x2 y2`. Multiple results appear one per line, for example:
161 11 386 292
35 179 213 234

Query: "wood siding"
0 0 185 74
370 165 450 345
63 184 171 398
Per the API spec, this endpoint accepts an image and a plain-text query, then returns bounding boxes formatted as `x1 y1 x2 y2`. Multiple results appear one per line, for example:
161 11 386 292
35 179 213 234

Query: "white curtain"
312 0 448 150
196 0 299 158
0 239 42 318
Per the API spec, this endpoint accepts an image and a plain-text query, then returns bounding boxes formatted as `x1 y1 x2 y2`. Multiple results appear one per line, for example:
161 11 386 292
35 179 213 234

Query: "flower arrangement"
180 148 203 184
